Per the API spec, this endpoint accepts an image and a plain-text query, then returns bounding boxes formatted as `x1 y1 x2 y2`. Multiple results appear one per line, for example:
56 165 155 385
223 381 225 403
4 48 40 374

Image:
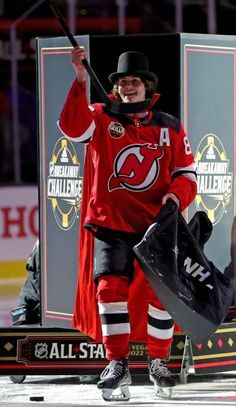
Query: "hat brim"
108 71 158 89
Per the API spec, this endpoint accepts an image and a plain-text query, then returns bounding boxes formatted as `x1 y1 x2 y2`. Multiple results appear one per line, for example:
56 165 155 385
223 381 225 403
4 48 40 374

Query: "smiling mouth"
123 93 137 102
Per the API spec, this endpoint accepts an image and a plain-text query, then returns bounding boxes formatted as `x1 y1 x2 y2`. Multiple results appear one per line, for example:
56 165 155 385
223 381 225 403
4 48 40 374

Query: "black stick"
48 1 151 114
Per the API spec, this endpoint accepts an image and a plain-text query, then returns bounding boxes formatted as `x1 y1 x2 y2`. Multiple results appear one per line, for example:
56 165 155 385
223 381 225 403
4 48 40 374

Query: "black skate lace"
150 360 171 377
100 360 124 380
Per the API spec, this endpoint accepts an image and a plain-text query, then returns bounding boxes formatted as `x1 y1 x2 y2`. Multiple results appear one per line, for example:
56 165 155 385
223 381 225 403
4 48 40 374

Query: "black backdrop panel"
90 34 181 117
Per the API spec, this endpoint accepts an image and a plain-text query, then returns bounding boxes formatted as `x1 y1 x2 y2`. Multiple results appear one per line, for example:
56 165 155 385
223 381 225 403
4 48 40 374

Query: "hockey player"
58 47 197 401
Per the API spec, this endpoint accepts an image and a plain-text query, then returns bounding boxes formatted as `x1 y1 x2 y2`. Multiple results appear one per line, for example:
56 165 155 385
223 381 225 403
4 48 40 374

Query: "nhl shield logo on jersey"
47 137 83 230
195 133 233 225
108 143 163 191
108 121 125 138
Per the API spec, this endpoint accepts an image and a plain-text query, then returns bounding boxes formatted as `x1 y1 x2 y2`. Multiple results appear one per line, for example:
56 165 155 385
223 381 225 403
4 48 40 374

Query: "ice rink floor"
0 284 235 406
0 371 235 407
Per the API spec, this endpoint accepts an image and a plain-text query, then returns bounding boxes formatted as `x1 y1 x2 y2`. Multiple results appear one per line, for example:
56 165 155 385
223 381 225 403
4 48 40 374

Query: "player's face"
117 76 146 103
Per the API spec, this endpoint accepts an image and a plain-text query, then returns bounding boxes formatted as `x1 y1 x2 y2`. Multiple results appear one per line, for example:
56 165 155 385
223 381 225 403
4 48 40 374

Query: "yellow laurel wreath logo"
195 133 233 225
47 137 83 230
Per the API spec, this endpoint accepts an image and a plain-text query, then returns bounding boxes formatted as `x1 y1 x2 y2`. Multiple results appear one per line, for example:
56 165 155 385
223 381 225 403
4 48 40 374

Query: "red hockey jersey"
58 79 197 341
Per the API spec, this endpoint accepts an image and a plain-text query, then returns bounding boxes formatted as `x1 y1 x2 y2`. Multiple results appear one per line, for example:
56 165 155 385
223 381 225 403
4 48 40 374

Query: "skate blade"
153 383 172 399
102 385 130 401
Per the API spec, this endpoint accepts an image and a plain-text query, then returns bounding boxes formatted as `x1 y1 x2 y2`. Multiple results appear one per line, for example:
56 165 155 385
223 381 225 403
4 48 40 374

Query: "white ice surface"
0 372 235 407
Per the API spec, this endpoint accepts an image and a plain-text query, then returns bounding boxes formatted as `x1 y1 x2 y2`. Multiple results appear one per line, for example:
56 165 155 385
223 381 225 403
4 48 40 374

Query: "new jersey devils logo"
108 144 163 191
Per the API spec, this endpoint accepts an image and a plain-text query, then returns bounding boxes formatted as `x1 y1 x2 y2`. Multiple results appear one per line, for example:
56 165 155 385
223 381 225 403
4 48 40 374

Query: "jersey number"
183 136 192 155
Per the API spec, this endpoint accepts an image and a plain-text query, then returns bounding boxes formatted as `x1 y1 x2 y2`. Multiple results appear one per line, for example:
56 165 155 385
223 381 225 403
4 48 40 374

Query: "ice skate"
97 358 132 401
148 357 176 399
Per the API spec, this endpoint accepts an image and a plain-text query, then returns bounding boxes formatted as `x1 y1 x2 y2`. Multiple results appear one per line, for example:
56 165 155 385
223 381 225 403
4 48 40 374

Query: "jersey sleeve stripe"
57 119 96 142
172 163 197 183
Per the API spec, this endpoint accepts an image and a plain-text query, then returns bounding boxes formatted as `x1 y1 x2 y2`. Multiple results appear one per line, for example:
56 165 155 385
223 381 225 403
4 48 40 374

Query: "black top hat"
108 51 158 89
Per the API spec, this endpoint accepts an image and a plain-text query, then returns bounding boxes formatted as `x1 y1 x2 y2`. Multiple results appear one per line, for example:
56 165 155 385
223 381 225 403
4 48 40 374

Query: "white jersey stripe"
101 322 130 336
148 304 172 320
98 301 128 314
172 162 196 174
147 324 174 340
57 119 96 142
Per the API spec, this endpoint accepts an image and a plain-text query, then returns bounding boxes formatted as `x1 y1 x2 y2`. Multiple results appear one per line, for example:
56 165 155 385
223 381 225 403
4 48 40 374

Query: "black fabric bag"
11 239 40 325
133 201 234 344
